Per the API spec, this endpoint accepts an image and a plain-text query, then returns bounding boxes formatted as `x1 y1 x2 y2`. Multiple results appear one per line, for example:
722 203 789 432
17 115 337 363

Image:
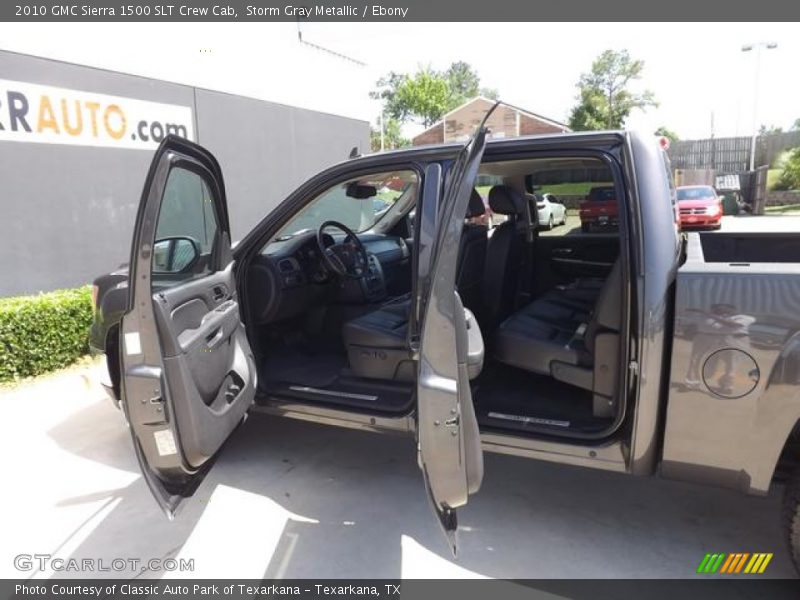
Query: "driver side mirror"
152 236 201 274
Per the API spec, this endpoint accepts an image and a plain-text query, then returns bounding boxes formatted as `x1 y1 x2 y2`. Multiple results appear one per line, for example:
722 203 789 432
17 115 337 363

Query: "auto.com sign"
0 78 194 149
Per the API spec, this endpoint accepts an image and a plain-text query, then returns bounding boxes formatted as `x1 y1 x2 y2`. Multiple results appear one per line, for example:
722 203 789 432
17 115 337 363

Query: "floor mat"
474 363 606 433
261 351 346 388
259 346 413 414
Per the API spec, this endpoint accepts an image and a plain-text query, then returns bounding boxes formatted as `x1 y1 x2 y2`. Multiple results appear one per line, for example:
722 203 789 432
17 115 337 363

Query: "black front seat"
341 189 489 381
457 189 489 315
482 185 535 331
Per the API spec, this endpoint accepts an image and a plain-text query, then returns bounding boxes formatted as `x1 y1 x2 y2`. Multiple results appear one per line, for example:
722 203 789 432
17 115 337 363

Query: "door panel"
152 264 253 468
121 135 256 516
415 121 490 555
535 233 620 293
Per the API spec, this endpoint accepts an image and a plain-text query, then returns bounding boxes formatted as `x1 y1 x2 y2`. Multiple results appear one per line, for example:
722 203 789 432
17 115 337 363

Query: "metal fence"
669 131 800 174
669 137 752 173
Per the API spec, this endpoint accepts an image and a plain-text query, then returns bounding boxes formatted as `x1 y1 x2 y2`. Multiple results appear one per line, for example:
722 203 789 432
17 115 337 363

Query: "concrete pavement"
0 359 795 579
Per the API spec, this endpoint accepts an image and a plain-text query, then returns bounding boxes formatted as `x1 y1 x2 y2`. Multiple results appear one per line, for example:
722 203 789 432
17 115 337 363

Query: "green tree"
568 49 657 131
444 61 498 103
775 148 800 191
394 68 452 127
371 62 498 127
370 116 409 152
655 126 680 143
369 71 408 122
759 124 783 135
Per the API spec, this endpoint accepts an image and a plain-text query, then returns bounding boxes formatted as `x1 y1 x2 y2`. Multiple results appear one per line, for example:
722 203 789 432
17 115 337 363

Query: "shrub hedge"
0 286 94 382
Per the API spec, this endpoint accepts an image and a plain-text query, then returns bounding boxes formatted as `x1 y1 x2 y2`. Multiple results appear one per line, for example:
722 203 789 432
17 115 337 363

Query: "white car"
534 193 567 229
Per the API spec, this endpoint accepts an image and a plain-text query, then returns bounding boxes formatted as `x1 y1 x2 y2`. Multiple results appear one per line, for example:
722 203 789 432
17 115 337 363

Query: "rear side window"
152 167 219 287
519 157 617 237
587 186 616 202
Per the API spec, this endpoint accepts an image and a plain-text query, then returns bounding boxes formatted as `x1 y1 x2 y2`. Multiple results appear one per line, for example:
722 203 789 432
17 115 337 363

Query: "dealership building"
0 50 369 297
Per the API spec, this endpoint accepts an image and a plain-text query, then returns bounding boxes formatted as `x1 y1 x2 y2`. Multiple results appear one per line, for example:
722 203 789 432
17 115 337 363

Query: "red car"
677 185 723 230
579 186 618 232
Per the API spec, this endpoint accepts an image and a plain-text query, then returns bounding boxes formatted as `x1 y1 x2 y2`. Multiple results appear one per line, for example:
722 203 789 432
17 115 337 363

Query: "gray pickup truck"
90 125 800 570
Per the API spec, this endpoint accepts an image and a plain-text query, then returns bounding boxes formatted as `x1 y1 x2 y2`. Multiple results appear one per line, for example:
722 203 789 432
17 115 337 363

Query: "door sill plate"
288 385 378 402
486 411 571 428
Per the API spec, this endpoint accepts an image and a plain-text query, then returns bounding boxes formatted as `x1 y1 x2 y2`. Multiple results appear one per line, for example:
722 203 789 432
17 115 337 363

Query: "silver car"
535 193 567 229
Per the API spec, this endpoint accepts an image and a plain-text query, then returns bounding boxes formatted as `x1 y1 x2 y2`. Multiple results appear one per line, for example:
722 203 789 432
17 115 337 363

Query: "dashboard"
246 230 411 324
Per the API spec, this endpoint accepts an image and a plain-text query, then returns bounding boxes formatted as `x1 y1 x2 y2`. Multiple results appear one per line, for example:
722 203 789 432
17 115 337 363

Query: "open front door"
415 121 491 556
120 135 256 517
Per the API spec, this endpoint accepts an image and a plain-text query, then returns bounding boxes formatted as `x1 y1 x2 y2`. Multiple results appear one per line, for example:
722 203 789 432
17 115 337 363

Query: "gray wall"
0 50 369 297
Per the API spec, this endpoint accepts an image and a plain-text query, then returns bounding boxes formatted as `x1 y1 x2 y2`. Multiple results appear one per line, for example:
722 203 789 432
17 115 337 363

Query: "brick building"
411 96 570 146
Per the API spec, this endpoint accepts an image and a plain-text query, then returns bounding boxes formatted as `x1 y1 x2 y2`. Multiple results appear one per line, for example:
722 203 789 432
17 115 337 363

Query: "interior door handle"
552 248 573 256
206 328 224 349
212 286 226 301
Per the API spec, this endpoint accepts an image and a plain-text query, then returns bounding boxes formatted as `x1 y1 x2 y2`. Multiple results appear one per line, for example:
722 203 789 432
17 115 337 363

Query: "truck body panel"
663 232 800 493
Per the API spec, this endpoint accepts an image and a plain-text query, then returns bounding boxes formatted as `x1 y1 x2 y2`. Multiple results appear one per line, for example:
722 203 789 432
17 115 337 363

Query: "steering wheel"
316 221 369 280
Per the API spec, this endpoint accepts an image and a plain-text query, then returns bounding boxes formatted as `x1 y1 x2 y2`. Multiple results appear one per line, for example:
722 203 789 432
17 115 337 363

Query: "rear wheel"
547 215 554 230
783 468 800 575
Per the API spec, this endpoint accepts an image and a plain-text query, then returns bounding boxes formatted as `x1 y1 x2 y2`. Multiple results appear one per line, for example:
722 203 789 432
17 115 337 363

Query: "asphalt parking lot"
0 356 796 580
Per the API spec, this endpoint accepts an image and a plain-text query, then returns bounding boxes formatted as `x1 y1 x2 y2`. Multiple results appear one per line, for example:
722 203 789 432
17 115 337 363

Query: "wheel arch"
105 323 121 405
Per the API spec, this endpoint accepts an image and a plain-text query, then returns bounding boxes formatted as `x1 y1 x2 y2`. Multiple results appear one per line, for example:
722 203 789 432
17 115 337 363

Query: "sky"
1 22 798 140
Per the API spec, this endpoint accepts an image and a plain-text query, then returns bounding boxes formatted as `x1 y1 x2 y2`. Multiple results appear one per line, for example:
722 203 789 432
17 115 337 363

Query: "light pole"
379 111 385 152
741 41 778 171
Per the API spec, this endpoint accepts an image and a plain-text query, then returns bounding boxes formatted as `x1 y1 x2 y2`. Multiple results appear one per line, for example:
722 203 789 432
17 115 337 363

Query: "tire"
783 468 800 575
548 215 554 230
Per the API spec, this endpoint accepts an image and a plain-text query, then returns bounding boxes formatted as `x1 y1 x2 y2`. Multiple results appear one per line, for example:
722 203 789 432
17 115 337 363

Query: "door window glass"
152 167 219 286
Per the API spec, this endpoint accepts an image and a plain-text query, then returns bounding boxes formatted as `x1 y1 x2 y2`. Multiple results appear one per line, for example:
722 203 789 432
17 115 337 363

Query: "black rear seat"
493 259 623 417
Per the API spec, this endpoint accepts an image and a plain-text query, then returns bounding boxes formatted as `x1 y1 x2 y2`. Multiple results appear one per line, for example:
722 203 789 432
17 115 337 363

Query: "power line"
296 23 366 67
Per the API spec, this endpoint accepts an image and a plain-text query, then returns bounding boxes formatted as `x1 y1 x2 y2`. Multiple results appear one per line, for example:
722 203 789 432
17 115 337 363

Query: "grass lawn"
767 169 783 191
765 203 800 215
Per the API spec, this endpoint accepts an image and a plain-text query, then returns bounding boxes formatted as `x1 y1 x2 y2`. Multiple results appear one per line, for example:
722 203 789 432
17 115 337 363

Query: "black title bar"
3 580 800 600
4 0 800 22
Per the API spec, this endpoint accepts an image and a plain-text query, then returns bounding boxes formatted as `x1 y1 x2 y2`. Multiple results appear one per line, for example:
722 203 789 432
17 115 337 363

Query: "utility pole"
710 111 716 170
741 41 778 171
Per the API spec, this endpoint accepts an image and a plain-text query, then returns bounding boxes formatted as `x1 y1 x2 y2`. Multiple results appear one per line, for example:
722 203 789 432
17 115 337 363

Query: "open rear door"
120 135 256 517
414 114 493 555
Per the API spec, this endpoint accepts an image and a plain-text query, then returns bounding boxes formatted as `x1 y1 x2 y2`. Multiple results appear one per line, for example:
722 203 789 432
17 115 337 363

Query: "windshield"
276 170 419 238
677 186 716 201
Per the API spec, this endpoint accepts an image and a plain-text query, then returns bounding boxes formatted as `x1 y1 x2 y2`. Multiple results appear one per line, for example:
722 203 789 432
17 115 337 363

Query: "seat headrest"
489 185 526 216
466 189 485 218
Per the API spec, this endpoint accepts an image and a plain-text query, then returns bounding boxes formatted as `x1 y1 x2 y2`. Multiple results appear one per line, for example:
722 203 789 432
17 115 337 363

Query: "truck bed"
698 231 800 264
